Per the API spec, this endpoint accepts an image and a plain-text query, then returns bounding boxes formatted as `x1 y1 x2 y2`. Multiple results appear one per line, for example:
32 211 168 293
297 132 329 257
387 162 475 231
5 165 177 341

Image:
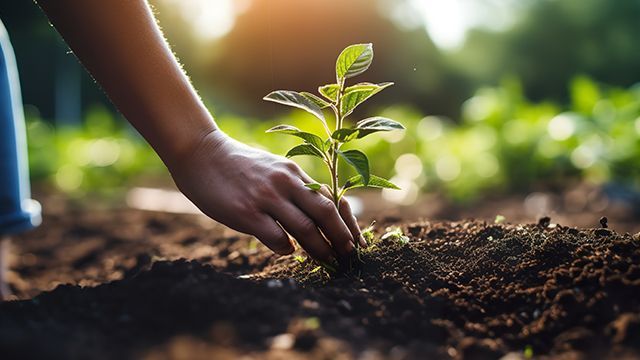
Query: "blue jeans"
0 20 41 235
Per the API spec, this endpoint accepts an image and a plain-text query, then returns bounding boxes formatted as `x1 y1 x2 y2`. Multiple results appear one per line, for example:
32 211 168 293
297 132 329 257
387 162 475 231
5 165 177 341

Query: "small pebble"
266 279 283 289
538 216 551 228
337 299 353 312
600 216 608 228
270 333 294 350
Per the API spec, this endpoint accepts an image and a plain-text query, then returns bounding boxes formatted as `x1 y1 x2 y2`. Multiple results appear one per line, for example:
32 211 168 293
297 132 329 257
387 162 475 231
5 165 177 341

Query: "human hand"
168 130 364 262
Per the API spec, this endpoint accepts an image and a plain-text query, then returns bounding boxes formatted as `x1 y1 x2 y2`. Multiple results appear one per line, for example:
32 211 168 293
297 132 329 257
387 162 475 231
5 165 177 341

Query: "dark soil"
1 201 640 359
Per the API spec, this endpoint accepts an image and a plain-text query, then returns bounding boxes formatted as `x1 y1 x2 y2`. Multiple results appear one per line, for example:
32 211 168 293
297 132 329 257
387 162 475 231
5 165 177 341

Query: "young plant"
263 43 404 208
381 227 410 245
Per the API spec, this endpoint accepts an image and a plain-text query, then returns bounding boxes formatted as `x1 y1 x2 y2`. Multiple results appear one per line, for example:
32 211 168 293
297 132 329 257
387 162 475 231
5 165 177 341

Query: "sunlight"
160 0 250 40
409 0 468 49
408 0 517 49
159 0 517 49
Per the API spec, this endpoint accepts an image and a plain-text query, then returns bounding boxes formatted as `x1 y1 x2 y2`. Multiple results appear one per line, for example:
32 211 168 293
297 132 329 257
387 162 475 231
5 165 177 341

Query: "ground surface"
1 193 639 360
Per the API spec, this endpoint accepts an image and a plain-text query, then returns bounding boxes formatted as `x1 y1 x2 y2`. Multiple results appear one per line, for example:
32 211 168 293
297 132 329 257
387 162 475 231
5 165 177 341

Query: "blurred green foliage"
7 0 639 122
26 105 165 195
26 76 640 202
453 0 640 104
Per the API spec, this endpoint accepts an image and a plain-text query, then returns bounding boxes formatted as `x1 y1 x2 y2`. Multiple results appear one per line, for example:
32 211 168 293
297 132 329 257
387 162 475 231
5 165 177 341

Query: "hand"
168 130 364 261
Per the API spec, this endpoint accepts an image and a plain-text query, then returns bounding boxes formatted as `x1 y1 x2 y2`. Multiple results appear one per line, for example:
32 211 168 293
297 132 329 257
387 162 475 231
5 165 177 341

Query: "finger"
289 168 359 252
266 202 334 262
336 195 365 248
316 185 364 248
290 183 355 257
247 214 294 255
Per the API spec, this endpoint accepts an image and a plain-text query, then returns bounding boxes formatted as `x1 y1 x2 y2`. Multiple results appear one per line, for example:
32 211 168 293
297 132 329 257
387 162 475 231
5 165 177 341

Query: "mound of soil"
1 206 640 359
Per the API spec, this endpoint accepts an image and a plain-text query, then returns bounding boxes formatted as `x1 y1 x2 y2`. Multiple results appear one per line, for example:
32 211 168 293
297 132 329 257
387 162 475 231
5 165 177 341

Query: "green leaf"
264 90 326 126
335 43 374 81
286 144 324 159
301 92 330 109
331 128 359 142
340 82 393 116
343 174 400 190
338 149 370 185
331 116 403 142
354 116 405 138
344 82 391 94
304 183 323 191
266 124 326 151
318 84 340 101
381 227 410 245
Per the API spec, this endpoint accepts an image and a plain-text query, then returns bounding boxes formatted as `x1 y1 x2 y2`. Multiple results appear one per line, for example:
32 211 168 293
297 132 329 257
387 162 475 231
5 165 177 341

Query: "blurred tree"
4 0 639 123
452 0 640 102
0 1 112 120
202 0 469 119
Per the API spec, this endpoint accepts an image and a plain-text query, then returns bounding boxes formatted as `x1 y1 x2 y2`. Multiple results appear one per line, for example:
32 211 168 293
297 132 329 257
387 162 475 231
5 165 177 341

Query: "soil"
1 195 640 360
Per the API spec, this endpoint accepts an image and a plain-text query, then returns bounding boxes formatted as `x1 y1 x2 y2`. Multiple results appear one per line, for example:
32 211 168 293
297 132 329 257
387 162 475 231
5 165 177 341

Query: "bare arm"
35 0 364 261
36 0 214 166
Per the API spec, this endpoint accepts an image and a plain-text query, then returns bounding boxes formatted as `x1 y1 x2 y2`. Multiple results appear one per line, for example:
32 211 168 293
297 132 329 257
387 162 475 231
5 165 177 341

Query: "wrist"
147 103 220 168
163 118 228 174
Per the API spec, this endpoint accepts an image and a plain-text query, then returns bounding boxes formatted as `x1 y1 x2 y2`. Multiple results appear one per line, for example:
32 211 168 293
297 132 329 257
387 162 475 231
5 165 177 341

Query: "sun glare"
161 0 250 40
160 0 516 49
408 0 517 50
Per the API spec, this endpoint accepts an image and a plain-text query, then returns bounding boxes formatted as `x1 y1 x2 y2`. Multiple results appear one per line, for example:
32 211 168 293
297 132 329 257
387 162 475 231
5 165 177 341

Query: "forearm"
35 0 218 166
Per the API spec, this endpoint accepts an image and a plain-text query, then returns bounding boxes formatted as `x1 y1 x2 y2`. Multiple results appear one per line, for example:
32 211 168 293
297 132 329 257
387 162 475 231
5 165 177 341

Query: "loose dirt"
1 201 639 359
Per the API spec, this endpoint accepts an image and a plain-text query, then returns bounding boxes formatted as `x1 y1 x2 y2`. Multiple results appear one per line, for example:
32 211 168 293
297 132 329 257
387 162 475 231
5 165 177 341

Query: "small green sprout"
293 255 307 264
264 43 404 207
303 317 321 330
361 220 376 244
494 214 506 224
524 345 534 359
381 227 410 245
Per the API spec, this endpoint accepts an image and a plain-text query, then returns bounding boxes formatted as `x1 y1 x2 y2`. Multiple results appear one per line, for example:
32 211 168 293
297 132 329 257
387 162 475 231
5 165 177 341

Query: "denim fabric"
0 20 41 235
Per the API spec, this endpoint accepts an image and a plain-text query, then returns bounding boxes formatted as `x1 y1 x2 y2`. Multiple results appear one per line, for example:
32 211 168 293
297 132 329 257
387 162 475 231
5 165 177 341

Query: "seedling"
293 255 307 264
264 43 404 208
361 220 376 244
381 227 410 245
524 345 534 359
494 215 506 224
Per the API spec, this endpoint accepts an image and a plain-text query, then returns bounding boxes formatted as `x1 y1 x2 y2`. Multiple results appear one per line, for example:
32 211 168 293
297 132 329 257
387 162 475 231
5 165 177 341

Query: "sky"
162 0 517 50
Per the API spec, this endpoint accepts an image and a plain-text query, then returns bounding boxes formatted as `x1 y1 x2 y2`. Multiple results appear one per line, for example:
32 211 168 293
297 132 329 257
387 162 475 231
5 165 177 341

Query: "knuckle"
283 160 301 172
242 205 263 220
318 198 338 216
253 182 280 202
296 217 318 237
269 169 295 186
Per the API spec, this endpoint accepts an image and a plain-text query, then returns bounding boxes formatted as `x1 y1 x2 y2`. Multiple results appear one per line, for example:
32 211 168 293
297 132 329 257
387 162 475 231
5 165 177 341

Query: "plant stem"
330 149 339 206
329 79 346 207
